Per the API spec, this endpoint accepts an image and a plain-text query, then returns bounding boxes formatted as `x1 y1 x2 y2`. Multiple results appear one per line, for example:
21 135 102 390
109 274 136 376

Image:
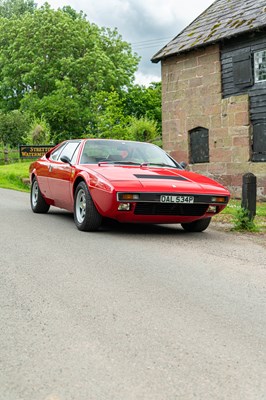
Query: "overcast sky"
36 0 214 85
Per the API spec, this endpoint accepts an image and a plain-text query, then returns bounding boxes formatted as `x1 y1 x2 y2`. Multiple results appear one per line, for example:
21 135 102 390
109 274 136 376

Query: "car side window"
70 144 81 164
59 142 80 162
50 144 66 161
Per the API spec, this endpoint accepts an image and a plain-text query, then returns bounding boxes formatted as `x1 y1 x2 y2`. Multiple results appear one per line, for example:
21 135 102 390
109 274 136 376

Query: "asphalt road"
0 188 265 400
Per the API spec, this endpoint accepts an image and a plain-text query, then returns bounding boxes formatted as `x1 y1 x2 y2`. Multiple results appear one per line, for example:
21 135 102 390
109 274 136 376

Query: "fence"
0 146 20 165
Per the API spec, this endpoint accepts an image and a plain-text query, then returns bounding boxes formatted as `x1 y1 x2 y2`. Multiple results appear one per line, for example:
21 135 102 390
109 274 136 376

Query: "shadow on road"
46 207 219 238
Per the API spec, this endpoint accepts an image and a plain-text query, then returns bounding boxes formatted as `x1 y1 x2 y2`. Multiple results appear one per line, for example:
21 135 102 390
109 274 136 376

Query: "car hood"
91 165 230 195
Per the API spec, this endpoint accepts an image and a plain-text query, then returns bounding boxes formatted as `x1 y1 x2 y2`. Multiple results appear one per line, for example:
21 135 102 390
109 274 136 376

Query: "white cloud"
134 70 161 86
36 0 214 85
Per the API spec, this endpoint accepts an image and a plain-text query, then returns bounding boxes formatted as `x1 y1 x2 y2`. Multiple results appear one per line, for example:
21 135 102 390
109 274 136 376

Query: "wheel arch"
73 176 87 197
30 170 36 184
73 179 102 231
73 172 115 217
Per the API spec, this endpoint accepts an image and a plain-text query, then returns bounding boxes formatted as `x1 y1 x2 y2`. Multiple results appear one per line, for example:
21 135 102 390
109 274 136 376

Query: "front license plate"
160 195 194 204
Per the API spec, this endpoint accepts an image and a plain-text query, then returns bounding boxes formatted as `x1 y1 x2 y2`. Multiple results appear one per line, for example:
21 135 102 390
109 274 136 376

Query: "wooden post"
4 146 9 164
241 173 257 220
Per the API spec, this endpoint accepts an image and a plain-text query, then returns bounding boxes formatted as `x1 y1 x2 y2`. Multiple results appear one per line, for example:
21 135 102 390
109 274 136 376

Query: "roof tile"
152 0 266 62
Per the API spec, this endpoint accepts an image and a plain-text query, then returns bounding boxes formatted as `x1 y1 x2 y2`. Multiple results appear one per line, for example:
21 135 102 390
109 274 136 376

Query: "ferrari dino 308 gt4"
29 139 230 232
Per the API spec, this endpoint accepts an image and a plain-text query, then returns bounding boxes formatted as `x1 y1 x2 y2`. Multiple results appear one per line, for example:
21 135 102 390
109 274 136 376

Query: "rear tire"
181 217 211 232
74 181 102 231
30 177 50 213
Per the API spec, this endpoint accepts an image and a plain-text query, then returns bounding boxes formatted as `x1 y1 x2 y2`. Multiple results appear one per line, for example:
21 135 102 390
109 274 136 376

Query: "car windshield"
80 140 179 168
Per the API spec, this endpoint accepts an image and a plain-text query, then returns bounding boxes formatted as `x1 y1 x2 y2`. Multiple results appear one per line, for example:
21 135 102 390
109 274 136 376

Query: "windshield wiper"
98 160 141 166
140 162 177 168
98 160 178 168
113 161 141 165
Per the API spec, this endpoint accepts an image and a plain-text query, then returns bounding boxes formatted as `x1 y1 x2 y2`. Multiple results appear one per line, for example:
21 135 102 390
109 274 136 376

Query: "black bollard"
241 173 257 220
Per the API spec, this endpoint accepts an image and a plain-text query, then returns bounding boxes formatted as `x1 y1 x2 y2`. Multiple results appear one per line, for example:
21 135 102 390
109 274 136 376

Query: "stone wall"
161 44 266 200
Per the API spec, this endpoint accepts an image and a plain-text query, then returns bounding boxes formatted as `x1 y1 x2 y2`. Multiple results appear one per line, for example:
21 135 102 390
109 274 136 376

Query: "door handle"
49 165 53 172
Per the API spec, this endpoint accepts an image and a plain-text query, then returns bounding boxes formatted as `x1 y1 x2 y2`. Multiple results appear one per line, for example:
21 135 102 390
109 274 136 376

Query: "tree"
87 89 131 139
85 86 162 142
0 110 29 147
0 4 140 140
123 82 162 130
0 0 36 18
21 78 88 142
0 3 162 145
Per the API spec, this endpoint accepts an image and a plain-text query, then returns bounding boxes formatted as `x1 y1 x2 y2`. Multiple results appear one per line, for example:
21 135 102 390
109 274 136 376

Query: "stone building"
152 0 266 199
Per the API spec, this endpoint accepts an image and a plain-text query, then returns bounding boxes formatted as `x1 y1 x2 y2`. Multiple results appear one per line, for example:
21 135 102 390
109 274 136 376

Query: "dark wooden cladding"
221 30 266 161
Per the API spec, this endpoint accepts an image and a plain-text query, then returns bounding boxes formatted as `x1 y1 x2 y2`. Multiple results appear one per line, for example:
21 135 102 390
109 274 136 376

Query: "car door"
34 144 66 200
35 157 53 200
48 141 81 210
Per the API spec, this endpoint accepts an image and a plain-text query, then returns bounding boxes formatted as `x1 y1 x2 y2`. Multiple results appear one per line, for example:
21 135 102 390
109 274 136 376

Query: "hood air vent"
134 174 187 181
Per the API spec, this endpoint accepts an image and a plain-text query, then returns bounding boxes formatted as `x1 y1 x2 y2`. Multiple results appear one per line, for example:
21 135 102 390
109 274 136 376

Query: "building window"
189 127 209 164
252 122 266 162
254 50 266 82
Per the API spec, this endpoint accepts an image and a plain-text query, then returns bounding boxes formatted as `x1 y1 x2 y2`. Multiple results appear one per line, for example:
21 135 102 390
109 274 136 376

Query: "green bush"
126 116 161 145
233 207 258 232
25 117 51 145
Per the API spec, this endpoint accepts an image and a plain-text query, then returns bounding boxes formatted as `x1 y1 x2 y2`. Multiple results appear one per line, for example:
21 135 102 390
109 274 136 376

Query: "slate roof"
152 0 266 63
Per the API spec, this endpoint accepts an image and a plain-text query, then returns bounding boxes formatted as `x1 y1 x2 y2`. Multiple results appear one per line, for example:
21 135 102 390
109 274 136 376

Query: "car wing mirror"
60 155 72 165
180 161 187 169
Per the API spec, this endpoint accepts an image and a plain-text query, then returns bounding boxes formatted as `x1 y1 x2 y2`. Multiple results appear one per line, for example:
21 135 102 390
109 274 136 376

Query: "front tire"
30 177 50 213
181 217 211 232
74 181 102 231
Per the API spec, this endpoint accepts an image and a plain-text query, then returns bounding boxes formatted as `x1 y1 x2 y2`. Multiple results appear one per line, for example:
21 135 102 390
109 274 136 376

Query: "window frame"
254 50 266 83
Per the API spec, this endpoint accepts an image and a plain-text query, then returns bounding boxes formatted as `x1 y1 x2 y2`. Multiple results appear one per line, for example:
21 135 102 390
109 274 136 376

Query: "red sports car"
29 139 230 232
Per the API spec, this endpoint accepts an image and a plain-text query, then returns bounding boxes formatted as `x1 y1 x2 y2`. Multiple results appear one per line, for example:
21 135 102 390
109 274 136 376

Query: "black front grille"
134 203 208 216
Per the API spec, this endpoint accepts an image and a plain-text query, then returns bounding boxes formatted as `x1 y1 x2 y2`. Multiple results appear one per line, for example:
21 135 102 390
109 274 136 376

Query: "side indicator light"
211 196 227 203
120 194 139 200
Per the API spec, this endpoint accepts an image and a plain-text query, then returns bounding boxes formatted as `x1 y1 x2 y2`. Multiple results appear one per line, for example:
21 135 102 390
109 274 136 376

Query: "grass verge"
0 161 31 192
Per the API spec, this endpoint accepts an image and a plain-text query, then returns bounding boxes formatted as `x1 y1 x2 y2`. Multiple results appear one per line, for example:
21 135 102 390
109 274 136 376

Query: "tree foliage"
0 4 140 139
0 1 162 145
124 82 162 130
26 116 51 145
88 90 131 139
0 110 29 146
0 0 36 18
126 116 160 144
84 85 162 142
